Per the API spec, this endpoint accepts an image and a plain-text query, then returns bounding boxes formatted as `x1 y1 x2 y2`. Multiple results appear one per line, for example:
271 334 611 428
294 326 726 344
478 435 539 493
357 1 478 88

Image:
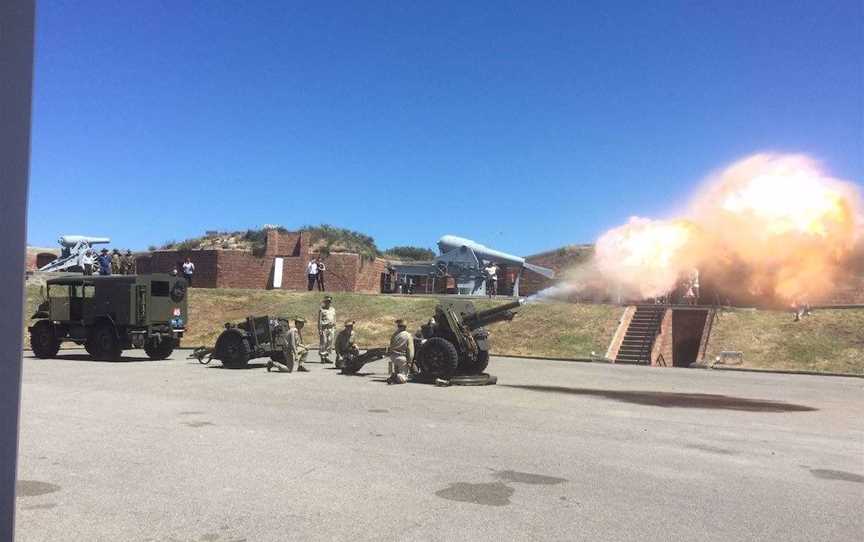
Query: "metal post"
0 1 35 538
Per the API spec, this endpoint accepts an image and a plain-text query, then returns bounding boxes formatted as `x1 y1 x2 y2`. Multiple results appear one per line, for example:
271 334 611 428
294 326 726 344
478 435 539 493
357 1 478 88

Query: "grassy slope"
705 308 864 375
188 289 622 359
22 287 863 373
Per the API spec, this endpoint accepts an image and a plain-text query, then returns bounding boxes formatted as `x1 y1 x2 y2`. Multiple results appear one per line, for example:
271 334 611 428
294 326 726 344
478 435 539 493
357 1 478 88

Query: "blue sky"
28 1 862 255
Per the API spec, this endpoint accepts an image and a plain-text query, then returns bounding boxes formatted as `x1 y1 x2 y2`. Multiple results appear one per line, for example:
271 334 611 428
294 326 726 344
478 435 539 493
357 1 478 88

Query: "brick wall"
134 230 388 293
522 245 594 297
26 248 60 271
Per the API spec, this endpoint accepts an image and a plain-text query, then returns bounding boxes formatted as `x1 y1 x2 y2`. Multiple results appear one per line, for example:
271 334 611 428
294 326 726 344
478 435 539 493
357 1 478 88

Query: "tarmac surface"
15 349 864 541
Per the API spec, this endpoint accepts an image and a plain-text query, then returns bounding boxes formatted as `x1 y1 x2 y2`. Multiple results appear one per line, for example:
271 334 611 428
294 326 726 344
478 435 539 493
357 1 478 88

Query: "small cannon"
192 315 292 369
341 299 524 379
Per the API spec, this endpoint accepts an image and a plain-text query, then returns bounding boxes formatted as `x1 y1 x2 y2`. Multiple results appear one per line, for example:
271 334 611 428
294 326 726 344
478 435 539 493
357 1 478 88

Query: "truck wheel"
30 321 60 359
144 339 174 360
459 350 489 375
89 324 122 361
418 337 458 380
218 332 251 369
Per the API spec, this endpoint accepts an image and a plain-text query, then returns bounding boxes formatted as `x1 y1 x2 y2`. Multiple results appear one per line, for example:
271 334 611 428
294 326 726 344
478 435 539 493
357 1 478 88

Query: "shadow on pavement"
501 385 817 412
207 362 268 370
27 353 154 363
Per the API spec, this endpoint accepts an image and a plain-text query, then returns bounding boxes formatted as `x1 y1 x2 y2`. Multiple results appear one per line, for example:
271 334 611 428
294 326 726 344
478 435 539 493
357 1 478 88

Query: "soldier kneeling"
267 317 309 373
335 320 360 369
387 319 414 385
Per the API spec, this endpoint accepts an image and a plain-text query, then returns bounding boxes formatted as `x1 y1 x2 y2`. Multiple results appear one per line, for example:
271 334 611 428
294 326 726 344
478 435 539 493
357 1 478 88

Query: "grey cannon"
192 315 293 369
341 299 524 379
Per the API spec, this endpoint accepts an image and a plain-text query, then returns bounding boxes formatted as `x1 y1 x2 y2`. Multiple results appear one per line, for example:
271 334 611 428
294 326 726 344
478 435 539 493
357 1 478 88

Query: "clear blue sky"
28 1 863 255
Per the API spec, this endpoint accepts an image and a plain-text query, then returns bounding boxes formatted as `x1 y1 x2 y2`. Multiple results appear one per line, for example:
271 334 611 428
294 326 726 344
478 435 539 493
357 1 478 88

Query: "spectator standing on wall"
80 249 95 276
182 257 195 286
97 249 112 275
484 262 498 297
306 258 318 291
315 256 326 291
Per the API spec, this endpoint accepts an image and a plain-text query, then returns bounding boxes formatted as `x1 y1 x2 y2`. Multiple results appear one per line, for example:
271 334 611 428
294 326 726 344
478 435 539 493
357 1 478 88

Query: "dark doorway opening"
672 309 708 367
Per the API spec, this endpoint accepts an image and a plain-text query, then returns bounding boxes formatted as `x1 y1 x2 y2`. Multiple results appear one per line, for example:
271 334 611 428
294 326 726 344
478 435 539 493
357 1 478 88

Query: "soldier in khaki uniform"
387 319 414 384
267 322 294 373
334 320 359 369
318 296 336 364
288 317 310 372
111 249 122 275
122 250 135 275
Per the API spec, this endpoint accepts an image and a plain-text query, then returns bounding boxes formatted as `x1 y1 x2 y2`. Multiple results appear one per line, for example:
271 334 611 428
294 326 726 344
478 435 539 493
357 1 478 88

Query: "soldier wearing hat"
268 321 295 373
318 296 336 364
121 249 136 275
97 248 113 276
111 249 122 275
335 320 359 369
287 317 309 372
387 319 414 384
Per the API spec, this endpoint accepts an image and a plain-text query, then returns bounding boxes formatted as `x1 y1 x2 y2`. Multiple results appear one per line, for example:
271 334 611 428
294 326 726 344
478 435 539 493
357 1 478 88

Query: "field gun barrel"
464 299 525 329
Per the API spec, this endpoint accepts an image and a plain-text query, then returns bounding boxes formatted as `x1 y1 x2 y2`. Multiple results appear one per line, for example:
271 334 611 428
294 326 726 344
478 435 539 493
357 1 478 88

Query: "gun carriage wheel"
417 337 458 380
216 329 252 369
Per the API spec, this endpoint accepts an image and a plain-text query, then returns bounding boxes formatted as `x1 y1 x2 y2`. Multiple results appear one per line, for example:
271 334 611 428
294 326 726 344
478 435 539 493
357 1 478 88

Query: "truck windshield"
47 285 70 299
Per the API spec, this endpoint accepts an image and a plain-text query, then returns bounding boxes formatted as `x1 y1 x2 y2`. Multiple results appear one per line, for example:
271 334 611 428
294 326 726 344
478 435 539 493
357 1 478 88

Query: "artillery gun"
39 235 111 273
341 299 524 380
191 315 294 369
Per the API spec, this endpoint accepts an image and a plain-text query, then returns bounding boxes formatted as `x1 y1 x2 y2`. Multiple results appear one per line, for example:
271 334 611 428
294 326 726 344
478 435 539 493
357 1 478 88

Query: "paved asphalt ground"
14 349 864 541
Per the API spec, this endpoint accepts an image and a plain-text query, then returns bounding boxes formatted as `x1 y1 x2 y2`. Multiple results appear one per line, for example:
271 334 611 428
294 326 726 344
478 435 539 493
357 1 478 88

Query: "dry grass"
187 290 623 359
22 286 862 374
706 308 864 375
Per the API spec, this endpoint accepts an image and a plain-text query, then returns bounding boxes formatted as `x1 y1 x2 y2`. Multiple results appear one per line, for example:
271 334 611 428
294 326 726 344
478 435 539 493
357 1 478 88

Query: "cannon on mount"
191 315 294 369
341 299 525 380
39 235 111 273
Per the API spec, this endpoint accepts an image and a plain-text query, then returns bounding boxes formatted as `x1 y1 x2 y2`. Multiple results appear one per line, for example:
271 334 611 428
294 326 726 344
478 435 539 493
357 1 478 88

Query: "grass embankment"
21 286 620 357
188 289 622 359
705 308 864 375
23 286 863 373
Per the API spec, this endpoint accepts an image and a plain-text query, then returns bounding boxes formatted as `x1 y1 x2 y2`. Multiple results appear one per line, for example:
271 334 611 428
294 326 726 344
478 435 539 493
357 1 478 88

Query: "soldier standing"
387 319 414 384
267 323 294 373
122 250 136 275
288 317 310 372
335 320 359 369
318 296 336 363
111 249 122 275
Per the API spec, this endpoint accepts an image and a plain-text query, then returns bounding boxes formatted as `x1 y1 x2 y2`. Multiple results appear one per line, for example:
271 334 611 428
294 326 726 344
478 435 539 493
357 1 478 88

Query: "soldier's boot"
297 365 310 373
266 361 273 372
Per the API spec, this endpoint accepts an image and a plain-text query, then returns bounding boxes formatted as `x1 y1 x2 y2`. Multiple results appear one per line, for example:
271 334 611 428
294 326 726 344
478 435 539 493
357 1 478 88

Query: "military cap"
101 248 109 253
395 319 406 327
294 316 306 323
323 295 333 302
344 320 356 326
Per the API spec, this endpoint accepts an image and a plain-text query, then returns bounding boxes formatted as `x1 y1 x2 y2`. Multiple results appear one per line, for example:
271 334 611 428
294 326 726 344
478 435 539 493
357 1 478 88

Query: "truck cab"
29 274 188 361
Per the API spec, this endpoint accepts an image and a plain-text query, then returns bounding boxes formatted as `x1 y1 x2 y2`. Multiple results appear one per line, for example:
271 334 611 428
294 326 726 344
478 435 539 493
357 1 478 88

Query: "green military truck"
29 274 188 361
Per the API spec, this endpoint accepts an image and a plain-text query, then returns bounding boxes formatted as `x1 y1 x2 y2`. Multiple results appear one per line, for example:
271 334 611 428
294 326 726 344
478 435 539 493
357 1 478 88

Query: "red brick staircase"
615 306 665 364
